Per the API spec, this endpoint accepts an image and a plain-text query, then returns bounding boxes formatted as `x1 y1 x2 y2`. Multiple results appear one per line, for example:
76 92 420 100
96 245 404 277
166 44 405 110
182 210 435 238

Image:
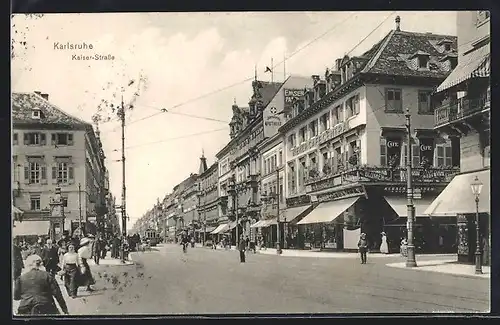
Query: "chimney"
395 16 401 31
335 59 342 71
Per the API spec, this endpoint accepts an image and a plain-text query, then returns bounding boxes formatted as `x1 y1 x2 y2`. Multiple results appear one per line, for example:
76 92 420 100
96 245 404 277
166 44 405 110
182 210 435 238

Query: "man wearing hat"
357 233 369 264
14 255 69 315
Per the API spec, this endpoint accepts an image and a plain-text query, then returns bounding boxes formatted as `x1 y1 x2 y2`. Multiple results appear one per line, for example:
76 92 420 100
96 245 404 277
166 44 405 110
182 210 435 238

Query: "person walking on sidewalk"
357 233 368 264
41 239 60 276
238 238 246 263
77 237 95 292
92 235 102 265
61 243 79 298
14 254 69 315
13 239 24 280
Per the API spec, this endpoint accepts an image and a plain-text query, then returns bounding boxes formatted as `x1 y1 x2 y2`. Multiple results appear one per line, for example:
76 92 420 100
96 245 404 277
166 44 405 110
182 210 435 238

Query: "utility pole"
405 108 417 268
78 183 82 237
120 95 127 263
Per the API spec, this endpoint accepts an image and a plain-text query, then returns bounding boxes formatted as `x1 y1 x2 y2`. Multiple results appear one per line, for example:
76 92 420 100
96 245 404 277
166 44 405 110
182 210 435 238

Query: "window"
299 127 306 143
30 195 41 211
418 56 429 69
279 177 284 203
332 104 343 124
309 120 318 138
320 113 330 132
13 133 18 145
28 162 41 184
385 88 403 112
418 91 432 114
477 11 490 26
32 110 41 119
62 196 68 208
444 43 451 52
288 162 296 194
23 132 46 146
51 133 74 146
53 162 74 184
435 143 452 167
346 95 359 118
278 151 283 166
288 134 296 148
380 138 387 166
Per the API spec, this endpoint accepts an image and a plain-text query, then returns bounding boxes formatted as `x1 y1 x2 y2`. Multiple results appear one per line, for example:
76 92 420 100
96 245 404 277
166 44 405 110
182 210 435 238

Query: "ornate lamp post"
470 175 483 275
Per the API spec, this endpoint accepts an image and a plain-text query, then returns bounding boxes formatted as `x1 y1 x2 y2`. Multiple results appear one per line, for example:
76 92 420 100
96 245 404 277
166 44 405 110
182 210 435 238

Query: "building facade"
197 155 219 244
12 91 108 240
280 18 460 252
425 11 490 264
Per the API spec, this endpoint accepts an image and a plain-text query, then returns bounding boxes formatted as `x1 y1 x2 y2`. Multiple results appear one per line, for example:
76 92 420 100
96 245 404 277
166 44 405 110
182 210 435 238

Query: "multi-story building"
196 153 219 245
104 192 120 238
214 76 312 246
12 91 108 240
425 11 490 265
280 17 460 252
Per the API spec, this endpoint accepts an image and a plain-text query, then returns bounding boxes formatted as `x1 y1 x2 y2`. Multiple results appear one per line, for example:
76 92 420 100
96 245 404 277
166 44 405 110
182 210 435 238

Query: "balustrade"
435 96 489 127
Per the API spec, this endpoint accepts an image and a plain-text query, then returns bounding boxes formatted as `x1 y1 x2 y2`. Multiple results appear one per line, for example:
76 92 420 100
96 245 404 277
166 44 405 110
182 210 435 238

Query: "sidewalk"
257 248 455 259
386 259 491 279
13 254 134 315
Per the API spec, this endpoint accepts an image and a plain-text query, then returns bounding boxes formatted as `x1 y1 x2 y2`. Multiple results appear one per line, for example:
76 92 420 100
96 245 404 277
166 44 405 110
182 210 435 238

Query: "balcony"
306 165 460 193
435 95 490 128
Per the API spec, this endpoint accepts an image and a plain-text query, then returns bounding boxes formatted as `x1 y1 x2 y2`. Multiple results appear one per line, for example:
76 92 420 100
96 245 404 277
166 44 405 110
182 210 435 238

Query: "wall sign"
317 185 366 202
291 122 349 157
419 138 434 165
284 89 306 108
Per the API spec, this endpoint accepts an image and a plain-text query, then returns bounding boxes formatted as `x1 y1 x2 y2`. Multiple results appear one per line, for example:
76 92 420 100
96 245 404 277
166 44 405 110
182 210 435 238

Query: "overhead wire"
100 12 359 135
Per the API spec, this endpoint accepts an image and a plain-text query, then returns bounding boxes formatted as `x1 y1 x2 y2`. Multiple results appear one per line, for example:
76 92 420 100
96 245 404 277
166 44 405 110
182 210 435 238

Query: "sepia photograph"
11 10 490 316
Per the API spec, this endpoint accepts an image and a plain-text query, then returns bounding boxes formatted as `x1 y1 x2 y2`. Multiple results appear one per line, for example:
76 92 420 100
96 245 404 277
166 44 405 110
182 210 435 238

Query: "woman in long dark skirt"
77 237 95 292
61 244 79 298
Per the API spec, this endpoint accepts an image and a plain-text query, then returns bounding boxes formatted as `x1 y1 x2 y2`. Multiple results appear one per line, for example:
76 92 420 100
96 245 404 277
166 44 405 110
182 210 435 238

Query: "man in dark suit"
13 240 24 280
238 238 246 263
41 239 60 276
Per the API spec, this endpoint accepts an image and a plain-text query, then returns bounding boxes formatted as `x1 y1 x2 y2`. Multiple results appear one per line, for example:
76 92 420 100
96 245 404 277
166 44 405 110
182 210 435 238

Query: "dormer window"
419 56 429 69
444 43 451 52
32 108 41 119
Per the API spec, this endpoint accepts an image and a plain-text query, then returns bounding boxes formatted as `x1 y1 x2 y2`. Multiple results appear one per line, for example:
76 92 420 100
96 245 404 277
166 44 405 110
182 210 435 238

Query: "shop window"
385 88 403 113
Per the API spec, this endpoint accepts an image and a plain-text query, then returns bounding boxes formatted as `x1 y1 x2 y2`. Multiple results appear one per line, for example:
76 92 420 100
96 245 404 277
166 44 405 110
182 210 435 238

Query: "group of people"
12 230 126 315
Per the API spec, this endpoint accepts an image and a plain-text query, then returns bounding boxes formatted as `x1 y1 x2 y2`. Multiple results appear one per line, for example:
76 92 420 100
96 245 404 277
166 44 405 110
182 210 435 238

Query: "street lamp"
470 175 483 275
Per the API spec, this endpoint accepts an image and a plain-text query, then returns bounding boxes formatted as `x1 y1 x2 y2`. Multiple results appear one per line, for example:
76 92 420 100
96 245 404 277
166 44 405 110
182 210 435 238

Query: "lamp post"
405 108 417 267
470 175 483 275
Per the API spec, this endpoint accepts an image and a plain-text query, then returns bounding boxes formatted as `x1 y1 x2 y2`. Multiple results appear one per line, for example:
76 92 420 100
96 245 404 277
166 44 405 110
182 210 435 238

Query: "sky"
11 11 457 228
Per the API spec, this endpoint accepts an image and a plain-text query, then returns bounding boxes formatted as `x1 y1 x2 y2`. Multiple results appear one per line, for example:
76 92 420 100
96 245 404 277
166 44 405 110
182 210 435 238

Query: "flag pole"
271 58 274 83
283 52 286 82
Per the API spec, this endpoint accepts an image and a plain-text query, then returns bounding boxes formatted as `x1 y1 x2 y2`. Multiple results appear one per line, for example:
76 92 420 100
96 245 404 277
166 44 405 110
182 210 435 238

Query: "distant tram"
143 228 161 246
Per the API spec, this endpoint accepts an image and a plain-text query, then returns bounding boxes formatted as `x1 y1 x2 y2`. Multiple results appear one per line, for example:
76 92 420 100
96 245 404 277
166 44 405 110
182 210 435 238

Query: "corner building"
280 19 461 253
425 11 490 265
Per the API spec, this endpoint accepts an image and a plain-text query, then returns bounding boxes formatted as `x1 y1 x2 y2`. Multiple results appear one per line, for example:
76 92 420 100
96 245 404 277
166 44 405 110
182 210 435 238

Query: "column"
456 214 470 263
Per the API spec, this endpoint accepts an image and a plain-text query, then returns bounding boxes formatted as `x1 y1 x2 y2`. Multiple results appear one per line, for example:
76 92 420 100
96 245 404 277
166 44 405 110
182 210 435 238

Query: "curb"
385 262 491 280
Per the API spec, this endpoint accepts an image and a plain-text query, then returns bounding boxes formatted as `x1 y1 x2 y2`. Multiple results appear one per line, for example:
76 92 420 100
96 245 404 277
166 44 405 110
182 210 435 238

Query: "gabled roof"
253 81 283 107
12 92 92 129
361 30 458 78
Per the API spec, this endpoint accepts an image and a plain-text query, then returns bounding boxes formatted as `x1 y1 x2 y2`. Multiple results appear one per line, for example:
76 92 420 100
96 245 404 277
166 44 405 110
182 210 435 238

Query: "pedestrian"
112 235 121 259
13 239 24 280
245 236 250 250
238 237 246 263
61 243 79 298
380 232 389 254
357 233 368 264
14 254 69 315
400 237 408 257
91 234 101 265
32 238 44 257
41 239 60 276
100 236 108 260
77 237 95 292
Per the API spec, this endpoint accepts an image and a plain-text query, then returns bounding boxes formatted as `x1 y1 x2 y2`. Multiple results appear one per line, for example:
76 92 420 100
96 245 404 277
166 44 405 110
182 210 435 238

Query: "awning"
221 222 237 233
250 220 266 228
384 196 440 217
260 218 277 227
297 196 360 225
210 224 228 235
201 226 216 233
424 170 490 216
283 205 312 224
436 45 490 93
13 220 50 237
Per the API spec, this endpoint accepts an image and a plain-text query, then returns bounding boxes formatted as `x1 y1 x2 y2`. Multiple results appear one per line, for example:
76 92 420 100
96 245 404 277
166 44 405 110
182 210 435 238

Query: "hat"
87 234 95 238
360 233 366 237
381 232 386 236
80 237 91 246
26 254 43 269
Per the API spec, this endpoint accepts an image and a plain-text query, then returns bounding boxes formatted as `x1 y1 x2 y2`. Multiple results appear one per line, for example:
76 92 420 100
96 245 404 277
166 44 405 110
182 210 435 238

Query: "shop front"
425 168 490 265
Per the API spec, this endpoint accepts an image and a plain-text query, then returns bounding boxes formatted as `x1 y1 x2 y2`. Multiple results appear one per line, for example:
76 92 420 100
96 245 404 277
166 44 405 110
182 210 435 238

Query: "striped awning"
211 224 229 235
250 220 266 228
436 45 490 93
259 218 278 228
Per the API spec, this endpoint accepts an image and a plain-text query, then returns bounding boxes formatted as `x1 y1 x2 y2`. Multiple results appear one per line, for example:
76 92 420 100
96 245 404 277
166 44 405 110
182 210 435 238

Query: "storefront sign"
386 137 402 166
419 138 434 165
318 185 366 202
291 122 348 157
383 185 442 195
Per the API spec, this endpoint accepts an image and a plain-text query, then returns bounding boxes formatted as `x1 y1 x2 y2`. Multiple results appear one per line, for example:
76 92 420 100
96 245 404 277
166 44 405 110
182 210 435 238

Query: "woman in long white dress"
380 232 389 254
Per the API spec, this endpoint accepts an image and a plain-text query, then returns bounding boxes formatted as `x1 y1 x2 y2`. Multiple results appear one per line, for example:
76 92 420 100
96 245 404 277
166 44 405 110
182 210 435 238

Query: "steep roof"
12 92 92 129
362 30 458 78
254 81 283 107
